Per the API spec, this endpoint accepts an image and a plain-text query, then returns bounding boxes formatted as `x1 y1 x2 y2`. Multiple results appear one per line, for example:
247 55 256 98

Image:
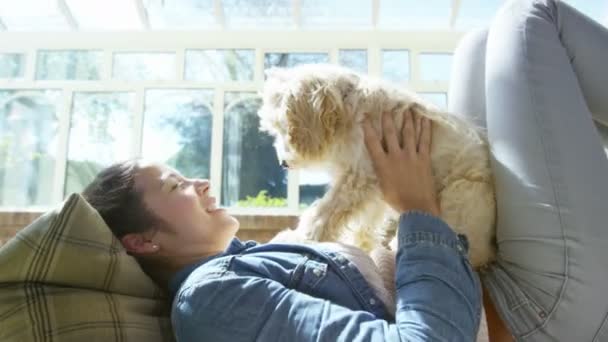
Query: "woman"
448 0 608 341
83 110 482 341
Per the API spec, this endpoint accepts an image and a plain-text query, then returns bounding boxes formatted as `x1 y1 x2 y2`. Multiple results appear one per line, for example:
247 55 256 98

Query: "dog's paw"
297 213 325 241
296 205 330 241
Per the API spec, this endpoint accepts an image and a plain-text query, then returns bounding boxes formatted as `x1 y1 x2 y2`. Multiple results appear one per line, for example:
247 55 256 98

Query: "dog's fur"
259 63 496 268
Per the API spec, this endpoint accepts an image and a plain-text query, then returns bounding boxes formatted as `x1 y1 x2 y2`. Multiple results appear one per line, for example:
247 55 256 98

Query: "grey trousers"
448 0 608 341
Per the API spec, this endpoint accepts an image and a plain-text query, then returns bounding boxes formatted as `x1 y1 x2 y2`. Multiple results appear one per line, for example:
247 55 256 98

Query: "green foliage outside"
236 190 287 207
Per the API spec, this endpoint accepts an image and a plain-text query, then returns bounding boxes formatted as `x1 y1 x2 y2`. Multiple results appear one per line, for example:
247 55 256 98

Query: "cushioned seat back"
0 193 175 342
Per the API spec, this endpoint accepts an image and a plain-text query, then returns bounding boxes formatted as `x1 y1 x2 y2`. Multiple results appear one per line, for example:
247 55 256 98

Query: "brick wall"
0 211 44 245
0 211 297 246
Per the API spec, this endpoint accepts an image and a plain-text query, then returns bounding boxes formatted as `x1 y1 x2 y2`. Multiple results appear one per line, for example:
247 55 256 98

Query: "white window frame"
0 30 463 214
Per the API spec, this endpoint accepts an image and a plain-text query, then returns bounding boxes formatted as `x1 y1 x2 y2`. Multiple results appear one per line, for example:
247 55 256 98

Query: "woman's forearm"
393 210 482 341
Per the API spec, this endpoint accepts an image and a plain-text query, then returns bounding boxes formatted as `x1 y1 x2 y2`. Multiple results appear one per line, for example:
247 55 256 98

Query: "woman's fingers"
402 109 416 157
364 109 431 163
382 111 401 153
419 117 433 157
362 117 386 166
415 113 422 151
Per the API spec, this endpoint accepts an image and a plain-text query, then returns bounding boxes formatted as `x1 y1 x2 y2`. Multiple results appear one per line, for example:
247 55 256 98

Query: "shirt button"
369 298 376 305
313 268 322 277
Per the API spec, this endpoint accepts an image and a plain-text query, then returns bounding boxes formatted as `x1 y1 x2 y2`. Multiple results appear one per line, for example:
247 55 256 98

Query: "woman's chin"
216 210 239 231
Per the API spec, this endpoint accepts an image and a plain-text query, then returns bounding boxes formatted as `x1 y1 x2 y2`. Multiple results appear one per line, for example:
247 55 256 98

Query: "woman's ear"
121 233 159 254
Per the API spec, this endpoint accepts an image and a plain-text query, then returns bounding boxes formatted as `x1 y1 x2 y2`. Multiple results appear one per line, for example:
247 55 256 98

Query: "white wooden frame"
0 30 463 213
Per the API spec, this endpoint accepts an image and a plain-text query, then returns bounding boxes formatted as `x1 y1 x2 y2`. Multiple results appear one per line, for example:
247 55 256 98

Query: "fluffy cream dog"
259 63 496 268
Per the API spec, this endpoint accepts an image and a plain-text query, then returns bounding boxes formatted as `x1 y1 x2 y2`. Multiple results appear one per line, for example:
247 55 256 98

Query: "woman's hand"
362 109 440 217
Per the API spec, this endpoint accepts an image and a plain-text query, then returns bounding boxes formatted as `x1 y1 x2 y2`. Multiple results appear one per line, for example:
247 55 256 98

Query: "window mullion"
176 48 185 81
210 88 225 203
53 88 73 203
329 48 338 64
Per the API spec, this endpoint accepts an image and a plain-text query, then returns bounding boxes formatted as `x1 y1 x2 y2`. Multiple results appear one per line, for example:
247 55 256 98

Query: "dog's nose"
280 160 289 168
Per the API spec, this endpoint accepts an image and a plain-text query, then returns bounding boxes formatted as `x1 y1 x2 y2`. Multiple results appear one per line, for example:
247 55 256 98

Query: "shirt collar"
168 238 251 298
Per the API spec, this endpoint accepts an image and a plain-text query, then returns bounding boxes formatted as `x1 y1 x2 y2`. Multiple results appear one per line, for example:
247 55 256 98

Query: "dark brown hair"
82 159 162 238
82 159 172 290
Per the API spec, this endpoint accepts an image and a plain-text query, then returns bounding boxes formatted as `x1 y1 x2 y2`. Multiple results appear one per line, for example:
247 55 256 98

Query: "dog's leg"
296 171 380 245
439 179 497 268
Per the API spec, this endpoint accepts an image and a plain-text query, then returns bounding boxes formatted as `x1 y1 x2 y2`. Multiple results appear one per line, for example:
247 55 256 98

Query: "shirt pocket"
291 257 328 292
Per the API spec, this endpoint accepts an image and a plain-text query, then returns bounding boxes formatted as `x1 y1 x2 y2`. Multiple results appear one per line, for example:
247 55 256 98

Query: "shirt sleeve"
171 211 482 342
395 210 482 340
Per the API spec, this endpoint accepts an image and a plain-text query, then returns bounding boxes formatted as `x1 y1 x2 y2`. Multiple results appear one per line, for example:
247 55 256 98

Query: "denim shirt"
169 211 482 341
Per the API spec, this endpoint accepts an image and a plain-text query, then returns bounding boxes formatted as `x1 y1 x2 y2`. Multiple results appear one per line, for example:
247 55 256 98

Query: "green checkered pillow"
0 193 175 342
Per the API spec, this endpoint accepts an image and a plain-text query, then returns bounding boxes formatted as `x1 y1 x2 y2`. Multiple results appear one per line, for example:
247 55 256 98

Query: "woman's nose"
193 179 210 195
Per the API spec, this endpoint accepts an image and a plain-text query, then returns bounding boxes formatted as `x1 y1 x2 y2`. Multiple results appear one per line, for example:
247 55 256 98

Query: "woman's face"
132 162 239 258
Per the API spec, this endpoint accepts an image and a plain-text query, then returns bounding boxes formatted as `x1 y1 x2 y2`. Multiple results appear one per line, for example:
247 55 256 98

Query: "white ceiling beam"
57 0 79 30
134 0 150 30
372 0 380 28
0 16 6 31
214 0 225 29
293 0 302 29
449 0 462 28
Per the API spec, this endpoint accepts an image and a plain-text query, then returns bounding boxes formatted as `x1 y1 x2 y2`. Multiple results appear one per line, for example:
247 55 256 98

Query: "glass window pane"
185 49 254 82
299 169 330 208
65 0 143 30
144 0 216 29
65 92 135 195
455 0 504 29
142 89 214 179
420 93 448 110
222 92 287 207
0 90 61 206
382 50 409 83
301 0 371 29
0 53 25 79
0 0 70 31
339 50 367 74
419 53 453 82
264 52 329 69
36 50 102 80
379 0 451 29
222 0 293 29
113 53 175 81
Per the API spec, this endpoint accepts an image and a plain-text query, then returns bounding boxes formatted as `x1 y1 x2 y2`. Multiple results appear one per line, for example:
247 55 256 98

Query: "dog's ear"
310 80 344 140
285 80 344 159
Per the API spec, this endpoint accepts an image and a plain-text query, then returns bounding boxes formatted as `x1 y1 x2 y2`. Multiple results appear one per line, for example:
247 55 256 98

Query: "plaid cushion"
0 193 175 342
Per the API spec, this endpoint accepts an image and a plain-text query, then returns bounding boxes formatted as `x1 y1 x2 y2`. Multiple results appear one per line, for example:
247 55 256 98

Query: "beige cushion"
0 193 175 342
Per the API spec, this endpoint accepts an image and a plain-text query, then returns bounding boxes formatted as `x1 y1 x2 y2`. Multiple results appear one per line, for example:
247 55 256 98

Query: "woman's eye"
171 181 183 191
